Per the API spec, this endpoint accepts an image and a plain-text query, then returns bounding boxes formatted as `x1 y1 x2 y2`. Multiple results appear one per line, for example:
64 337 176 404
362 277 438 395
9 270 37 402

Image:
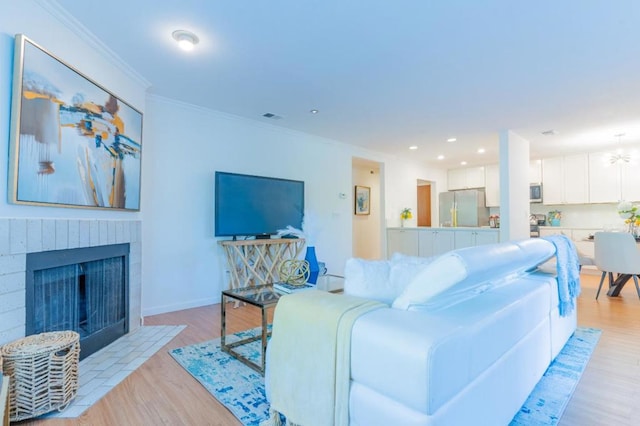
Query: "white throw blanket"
262 290 385 426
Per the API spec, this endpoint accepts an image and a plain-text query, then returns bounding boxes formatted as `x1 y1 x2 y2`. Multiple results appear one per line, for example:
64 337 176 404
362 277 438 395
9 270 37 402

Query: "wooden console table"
220 238 305 289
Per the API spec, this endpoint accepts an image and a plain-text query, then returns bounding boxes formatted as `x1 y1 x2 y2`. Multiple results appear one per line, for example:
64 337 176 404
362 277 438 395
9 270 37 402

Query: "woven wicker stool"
1 331 80 421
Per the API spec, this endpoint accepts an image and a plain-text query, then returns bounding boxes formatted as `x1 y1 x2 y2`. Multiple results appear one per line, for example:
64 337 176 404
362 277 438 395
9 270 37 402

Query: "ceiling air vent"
262 112 283 120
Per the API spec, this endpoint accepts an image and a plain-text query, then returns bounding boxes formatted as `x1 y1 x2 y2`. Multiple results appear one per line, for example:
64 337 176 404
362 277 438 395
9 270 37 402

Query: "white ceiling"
53 0 640 169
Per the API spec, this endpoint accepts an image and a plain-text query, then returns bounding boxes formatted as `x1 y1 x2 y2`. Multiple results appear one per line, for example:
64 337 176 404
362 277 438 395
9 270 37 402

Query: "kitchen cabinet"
483 161 543 207
387 228 419 257
418 229 455 257
588 152 620 203
542 154 589 205
620 163 640 201
387 228 498 259
447 166 485 190
530 160 542 183
538 227 601 271
454 229 499 249
589 150 640 202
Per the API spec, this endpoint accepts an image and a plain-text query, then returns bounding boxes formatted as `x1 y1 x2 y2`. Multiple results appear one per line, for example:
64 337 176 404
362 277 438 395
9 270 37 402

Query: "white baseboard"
142 297 217 317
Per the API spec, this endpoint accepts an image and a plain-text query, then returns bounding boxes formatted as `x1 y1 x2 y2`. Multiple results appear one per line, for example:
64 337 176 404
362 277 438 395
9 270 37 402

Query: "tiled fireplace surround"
0 219 142 346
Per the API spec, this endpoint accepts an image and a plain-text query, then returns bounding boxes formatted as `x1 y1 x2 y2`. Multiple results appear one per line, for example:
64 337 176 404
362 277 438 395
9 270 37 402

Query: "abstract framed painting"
354 185 370 215
8 34 143 211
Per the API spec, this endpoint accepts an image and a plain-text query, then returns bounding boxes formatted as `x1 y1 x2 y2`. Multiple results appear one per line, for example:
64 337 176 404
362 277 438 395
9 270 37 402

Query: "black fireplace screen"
26 244 129 360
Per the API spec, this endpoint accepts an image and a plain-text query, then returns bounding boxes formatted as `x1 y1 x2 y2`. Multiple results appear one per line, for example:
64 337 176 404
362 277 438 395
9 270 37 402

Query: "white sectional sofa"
264 238 579 426
345 238 578 426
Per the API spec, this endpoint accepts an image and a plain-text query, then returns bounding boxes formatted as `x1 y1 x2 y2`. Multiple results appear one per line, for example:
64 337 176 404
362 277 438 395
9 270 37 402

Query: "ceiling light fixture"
437 155 445 160
447 138 457 143
310 109 319 114
460 161 467 166
477 148 485 154
607 133 631 165
409 146 418 150
172 30 199 51
541 130 558 136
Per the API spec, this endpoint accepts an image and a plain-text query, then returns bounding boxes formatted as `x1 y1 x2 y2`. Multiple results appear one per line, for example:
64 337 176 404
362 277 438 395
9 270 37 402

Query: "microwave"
530 183 543 203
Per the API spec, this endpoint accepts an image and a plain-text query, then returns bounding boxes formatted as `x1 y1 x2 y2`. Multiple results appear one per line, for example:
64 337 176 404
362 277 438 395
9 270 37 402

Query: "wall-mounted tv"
214 171 304 239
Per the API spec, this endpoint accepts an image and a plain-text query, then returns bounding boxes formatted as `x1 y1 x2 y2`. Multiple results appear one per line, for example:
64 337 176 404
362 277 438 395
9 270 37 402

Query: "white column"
499 130 530 241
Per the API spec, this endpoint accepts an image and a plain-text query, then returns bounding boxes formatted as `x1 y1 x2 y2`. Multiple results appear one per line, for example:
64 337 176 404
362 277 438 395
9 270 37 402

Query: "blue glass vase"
304 246 320 284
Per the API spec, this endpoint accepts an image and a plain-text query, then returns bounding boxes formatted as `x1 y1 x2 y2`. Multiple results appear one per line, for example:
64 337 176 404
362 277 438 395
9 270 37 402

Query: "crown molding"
35 0 151 90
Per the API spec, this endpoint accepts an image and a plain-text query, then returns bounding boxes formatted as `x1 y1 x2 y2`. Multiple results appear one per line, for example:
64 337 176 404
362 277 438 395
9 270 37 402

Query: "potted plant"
400 208 413 227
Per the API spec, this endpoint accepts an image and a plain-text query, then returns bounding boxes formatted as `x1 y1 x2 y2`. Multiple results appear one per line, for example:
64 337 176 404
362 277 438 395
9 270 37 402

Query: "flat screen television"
214 171 304 239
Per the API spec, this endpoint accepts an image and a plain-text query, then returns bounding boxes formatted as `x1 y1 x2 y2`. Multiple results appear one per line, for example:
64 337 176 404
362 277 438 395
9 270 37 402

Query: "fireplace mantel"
0 219 141 346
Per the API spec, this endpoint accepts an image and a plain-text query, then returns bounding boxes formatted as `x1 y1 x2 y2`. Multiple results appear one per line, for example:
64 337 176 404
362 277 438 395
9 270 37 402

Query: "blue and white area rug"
510 326 601 425
170 326 601 426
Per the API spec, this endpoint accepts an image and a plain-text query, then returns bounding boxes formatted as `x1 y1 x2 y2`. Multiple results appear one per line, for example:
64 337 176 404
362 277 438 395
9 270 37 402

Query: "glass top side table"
220 284 281 374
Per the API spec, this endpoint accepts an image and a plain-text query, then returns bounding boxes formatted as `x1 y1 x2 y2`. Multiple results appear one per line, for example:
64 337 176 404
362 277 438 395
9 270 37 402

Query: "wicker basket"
1 331 80 421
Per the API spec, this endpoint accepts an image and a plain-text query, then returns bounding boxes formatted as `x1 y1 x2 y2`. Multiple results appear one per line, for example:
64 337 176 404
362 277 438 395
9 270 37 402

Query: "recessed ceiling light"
447 138 457 143
409 145 418 150
172 30 199 51
310 109 319 114
477 148 485 154
437 155 445 160
460 161 467 165
541 130 558 136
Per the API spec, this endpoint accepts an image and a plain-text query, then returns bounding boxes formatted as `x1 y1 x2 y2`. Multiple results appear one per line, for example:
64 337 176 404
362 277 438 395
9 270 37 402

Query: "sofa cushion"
391 253 467 310
343 258 393 303
388 253 436 297
344 253 435 304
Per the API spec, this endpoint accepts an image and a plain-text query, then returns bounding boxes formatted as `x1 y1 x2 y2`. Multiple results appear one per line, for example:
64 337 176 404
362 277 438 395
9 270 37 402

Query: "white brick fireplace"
0 219 142 346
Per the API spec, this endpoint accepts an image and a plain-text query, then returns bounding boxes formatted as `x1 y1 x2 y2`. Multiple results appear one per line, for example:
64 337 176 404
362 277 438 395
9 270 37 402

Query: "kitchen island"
387 227 499 258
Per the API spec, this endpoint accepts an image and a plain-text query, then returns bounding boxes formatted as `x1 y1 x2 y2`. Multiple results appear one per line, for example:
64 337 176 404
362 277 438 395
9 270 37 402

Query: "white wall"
499 130 530 241
142 96 445 315
384 161 447 228
0 2 448 317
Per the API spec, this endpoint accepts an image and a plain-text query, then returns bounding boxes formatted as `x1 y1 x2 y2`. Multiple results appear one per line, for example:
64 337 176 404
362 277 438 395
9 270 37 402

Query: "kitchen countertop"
388 226 499 231
538 226 604 230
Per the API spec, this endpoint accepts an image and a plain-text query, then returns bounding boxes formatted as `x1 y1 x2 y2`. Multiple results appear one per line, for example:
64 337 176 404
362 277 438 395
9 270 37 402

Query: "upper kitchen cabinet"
542 154 589 205
589 152 620 203
484 161 544 207
620 162 640 201
529 160 542 183
447 166 485 190
589 151 640 202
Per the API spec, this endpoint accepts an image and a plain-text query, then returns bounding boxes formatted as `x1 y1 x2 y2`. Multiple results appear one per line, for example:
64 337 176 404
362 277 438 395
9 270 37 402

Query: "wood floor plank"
18 273 640 425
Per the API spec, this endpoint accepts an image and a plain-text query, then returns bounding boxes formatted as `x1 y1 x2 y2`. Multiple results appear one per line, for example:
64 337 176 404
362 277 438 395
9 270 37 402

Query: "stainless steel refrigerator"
438 189 490 227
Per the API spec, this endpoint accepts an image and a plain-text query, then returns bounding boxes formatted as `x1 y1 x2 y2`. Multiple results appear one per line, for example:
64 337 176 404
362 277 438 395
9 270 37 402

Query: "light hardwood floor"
20 273 640 426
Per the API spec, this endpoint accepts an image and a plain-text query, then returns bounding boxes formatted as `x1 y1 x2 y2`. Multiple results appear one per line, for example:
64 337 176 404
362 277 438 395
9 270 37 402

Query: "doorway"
352 157 383 259
417 180 432 227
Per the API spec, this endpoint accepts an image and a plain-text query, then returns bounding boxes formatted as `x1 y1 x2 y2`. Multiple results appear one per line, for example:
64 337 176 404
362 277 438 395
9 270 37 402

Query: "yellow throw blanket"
263 290 385 426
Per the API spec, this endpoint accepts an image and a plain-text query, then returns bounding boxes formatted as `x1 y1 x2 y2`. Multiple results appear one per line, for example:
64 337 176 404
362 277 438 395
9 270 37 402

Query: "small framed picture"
354 185 370 215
